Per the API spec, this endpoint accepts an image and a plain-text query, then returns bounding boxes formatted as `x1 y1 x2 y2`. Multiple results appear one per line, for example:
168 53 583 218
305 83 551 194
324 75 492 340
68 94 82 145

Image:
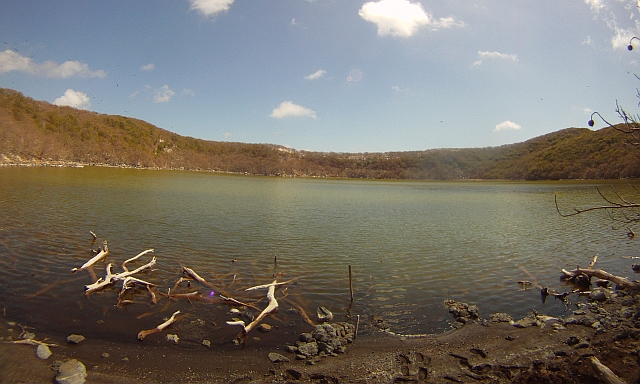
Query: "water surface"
0 167 637 348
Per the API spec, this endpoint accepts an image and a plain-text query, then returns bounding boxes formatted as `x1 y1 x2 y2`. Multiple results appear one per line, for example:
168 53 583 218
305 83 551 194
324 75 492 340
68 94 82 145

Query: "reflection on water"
0 167 637 348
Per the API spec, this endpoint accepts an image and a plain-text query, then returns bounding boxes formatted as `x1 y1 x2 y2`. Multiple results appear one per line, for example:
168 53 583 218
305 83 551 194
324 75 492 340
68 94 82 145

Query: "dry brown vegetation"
2 87 639 179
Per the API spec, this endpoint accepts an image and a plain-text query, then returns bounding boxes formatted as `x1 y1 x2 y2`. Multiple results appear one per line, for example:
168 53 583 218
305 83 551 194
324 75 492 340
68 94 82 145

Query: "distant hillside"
1 87 639 180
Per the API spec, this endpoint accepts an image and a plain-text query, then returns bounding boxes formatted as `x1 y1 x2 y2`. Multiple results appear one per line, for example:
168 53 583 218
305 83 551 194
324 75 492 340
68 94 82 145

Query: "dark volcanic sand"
2 289 640 383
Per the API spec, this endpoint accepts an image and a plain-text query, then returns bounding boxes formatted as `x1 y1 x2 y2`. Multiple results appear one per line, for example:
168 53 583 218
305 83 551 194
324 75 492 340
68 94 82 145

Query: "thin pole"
349 265 354 302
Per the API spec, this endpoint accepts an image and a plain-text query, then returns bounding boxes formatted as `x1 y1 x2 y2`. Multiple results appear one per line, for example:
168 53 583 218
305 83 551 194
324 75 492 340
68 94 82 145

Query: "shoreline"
2 287 639 383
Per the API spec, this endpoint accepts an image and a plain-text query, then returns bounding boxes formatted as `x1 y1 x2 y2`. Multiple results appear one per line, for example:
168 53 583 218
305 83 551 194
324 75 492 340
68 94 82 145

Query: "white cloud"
140 63 154 71
305 69 326 80
53 89 91 110
494 120 522 132
472 51 518 66
182 88 195 96
612 26 636 49
0 50 106 78
189 0 234 17
224 132 232 139
153 85 175 103
584 0 605 13
270 101 317 119
358 0 463 38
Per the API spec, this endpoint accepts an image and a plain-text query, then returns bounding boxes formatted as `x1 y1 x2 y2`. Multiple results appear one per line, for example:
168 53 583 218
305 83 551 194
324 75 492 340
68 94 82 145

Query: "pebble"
202 339 211 348
268 352 290 363
55 359 87 384
258 324 272 333
66 334 85 344
166 334 179 344
101 353 109 358
36 344 52 360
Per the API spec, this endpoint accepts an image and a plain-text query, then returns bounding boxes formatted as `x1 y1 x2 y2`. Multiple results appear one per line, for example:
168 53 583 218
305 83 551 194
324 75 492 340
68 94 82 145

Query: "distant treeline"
1 87 639 180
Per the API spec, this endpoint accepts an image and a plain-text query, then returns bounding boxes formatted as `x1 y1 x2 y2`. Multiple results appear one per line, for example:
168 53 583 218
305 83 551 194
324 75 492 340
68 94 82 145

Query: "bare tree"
556 37 640 236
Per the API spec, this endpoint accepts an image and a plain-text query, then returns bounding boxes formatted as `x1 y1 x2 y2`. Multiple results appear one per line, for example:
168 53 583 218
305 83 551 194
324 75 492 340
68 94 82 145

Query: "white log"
122 249 154 272
137 310 181 340
71 242 109 274
590 356 627 384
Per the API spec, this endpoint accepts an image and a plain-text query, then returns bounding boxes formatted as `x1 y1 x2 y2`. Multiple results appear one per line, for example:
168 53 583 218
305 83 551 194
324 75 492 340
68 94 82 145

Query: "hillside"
1 87 639 180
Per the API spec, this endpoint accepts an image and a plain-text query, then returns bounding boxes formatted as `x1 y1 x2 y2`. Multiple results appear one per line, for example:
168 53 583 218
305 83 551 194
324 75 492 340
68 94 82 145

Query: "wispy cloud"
153 85 175 103
494 120 521 132
189 0 234 17
472 51 518 66
54 89 91 110
305 69 326 80
270 101 316 119
0 50 106 78
182 88 195 96
584 0 640 50
140 63 154 71
359 0 464 38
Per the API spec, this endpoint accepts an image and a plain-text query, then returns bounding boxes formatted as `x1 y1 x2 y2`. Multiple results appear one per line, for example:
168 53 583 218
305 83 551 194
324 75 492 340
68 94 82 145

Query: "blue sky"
1 0 640 153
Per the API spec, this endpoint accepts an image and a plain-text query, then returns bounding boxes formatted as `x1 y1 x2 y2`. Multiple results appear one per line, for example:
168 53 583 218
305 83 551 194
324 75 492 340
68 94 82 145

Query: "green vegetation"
1 87 638 180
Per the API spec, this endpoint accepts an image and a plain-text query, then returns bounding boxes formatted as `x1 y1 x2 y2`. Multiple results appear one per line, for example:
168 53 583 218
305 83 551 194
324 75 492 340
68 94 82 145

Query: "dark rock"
444 300 480 324
589 289 607 302
285 369 302 380
268 352 290 363
574 342 590 349
490 313 513 323
297 341 319 357
316 306 333 322
566 336 581 346
299 332 313 342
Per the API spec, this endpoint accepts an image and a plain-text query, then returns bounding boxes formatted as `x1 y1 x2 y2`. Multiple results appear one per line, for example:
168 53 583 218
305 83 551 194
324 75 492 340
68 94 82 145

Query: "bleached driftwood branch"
122 249 154 272
137 310 181 340
85 256 157 295
590 356 627 384
118 276 157 305
71 241 109 274
159 289 202 303
219 295 261 311
227 279 293 335
561 267 639 290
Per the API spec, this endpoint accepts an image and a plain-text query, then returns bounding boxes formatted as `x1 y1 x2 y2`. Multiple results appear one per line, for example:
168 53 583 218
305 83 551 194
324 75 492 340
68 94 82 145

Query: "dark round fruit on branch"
588 119 595 127
629 45 634 51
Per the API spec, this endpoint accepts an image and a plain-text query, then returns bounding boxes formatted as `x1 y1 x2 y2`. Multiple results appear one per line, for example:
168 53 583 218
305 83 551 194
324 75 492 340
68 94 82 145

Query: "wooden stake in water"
349 265 354 302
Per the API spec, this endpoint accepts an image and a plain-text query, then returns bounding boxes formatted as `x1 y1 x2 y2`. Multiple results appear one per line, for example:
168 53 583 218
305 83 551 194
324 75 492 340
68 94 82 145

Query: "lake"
0 166 637 349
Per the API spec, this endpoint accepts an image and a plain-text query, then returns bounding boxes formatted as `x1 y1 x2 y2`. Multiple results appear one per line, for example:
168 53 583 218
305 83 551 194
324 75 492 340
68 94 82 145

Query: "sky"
2 0 640 153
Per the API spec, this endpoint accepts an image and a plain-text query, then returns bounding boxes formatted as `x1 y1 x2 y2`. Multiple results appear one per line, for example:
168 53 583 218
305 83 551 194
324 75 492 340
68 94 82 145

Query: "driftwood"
227 279 292 335
219 295 261 311
159 289 202 303
8 339 58 347
137 310 181 340
71 241 109 274
85 256 157 295
122 249 154 272
561 267 640 290
118 276 157 305
589 356 627 384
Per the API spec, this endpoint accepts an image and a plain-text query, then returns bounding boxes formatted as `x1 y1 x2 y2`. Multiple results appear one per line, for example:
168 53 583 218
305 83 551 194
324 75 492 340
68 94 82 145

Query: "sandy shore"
2 286 639 383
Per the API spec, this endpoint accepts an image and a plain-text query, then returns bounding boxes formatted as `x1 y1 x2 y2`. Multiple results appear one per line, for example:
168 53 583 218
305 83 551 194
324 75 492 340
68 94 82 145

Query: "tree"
555 37 640 236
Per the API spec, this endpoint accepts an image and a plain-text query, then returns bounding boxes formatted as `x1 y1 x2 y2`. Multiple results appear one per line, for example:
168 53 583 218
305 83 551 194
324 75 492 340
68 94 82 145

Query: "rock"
202 339 211 348
66 334 85 344
258 324 272 333
268 352 290 363
490 313 513 323
285 345 298 353
101 353 109 358
299 332 313 342
589 289 607 302
297 341 319 357
317 306 333 322
566 336 581 346
55 359 87 384
22 332 35 340
36 344 52 360
166 334 179 344
444 300 480 324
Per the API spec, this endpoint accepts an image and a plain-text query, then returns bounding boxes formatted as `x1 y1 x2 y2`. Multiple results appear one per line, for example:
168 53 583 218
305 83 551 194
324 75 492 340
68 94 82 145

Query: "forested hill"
1 87 639 180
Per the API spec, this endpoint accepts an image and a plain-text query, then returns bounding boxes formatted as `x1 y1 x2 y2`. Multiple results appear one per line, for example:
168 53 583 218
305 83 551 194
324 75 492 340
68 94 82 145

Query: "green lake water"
0 167 637 348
